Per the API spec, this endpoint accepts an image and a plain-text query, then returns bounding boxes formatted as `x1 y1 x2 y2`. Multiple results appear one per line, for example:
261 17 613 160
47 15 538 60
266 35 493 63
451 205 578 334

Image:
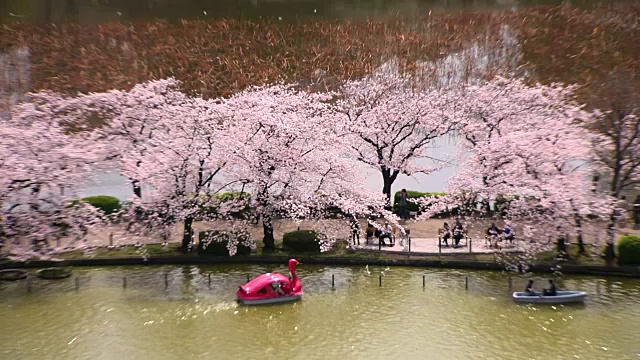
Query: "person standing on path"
397 189 409 223
350 217 360 246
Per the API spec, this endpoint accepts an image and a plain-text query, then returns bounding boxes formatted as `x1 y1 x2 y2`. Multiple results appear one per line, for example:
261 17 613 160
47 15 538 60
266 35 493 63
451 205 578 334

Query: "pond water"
1 265 639 359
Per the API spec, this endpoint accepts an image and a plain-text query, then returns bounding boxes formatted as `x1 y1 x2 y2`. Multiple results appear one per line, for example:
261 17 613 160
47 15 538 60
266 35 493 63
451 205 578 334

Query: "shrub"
216 192 250 203
283 230 322 253
393 190 446 213
324 206 345 218
81 195 121 215
618 235 640 265
198 230 252 256
494 195 508 212
200 192 251 219
493 194 520 213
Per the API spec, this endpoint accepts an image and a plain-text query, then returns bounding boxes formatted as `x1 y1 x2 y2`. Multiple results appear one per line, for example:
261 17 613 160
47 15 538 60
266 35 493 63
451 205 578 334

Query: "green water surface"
1 265 639 359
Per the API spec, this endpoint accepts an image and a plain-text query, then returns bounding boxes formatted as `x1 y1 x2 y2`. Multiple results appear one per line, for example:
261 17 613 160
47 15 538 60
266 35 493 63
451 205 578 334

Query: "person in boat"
440 222 451 247
524 280 537 296
502 223 515 244
486 222 500 248
453 221 464 247
271 281 286 296
543 279 557 296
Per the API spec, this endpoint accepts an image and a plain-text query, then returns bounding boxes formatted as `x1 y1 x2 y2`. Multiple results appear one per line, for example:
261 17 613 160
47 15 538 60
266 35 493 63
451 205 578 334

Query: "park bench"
437 227 469 248
485 233 515 249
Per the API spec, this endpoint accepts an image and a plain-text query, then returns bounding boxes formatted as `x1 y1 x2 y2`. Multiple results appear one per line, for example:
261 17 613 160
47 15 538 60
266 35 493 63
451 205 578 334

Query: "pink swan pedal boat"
236 259 303 305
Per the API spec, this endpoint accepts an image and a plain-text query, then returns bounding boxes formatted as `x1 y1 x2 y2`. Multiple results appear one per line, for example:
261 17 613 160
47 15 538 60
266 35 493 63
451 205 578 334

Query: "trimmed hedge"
283 230 321 253
618 235 640 265
81 195 121 215
393 191 446 213
198 230 252 256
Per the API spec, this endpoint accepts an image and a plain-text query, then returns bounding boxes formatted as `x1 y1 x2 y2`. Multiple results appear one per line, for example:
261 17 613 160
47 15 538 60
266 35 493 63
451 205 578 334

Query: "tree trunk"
574 212 585 254
577 231 585 255
262 215 275 251
181 216 194 251
132 180 142 198
557 234 569 259
382 178 392 208
381 168 399 210
604 214 616 265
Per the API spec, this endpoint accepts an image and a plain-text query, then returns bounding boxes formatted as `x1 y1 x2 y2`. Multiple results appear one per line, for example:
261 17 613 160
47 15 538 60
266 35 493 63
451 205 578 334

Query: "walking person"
397 189 409 223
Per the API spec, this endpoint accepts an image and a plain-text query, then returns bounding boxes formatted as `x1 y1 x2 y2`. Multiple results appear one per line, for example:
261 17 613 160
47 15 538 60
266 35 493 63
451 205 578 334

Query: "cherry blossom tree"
416 77 613 270
0 97 106 259
334 63 456 203
2 77 403 257
584 73 640 261
56 79 250 251
221 84 392 250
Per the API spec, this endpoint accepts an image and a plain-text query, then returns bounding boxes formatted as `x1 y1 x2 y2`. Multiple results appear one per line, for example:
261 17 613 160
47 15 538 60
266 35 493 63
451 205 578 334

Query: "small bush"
200 192 251 219
618 235 640 265
283 230 322 253
493 194 520 214
216 192 251 203
81 195 121 215
324 206 345 218
198 230 252 256
393 190 446 213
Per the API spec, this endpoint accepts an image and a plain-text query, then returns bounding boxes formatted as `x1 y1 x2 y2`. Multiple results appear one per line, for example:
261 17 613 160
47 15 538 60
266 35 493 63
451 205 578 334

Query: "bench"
437 228 469 248
485 234 515 248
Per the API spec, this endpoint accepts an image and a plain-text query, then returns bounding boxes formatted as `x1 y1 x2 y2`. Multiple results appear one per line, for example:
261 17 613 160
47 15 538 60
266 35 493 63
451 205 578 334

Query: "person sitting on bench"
502 223 515 243
453 221 464 247
374 222 393 247
441 222 451 246
365 218 376 244
383 222 395 246
486 222 500 248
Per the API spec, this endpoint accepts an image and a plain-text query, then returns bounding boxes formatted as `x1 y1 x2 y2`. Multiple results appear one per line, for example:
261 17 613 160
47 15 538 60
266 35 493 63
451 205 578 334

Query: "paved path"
5 217 637 257
353 237 522 255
